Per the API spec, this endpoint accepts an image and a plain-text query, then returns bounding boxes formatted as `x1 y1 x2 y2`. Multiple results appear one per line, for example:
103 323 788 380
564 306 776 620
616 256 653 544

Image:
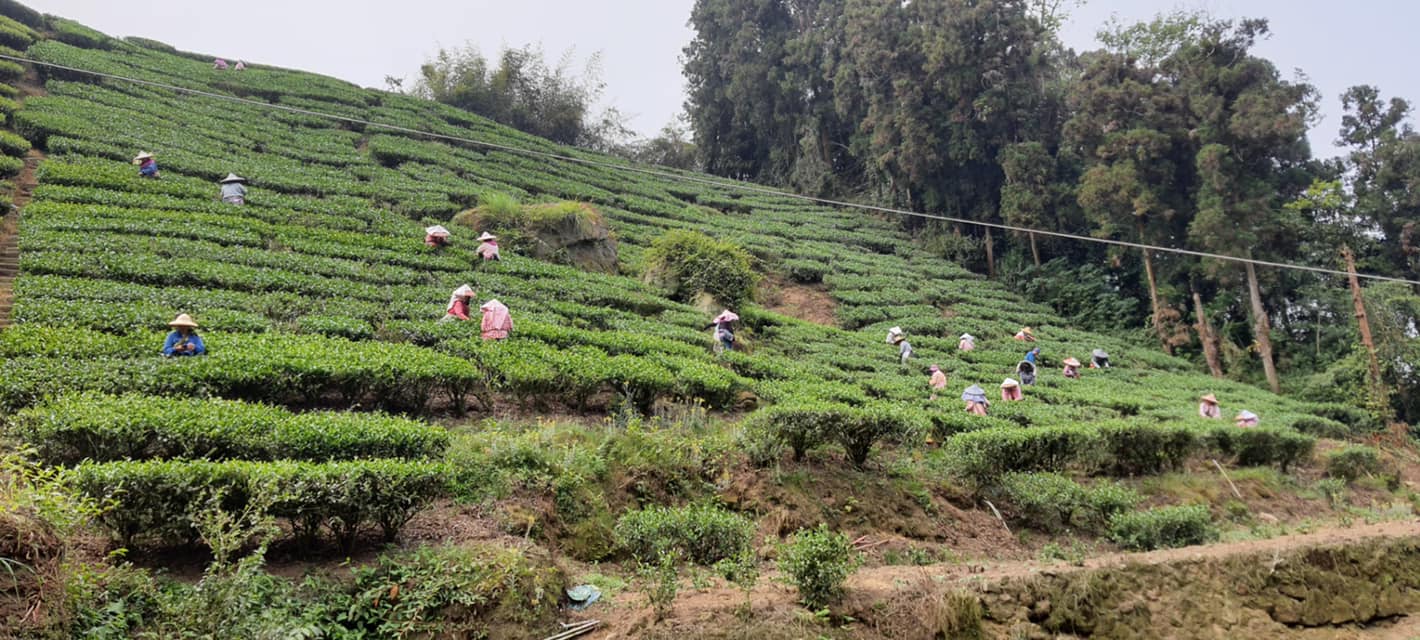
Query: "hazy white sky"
29 0 1418 156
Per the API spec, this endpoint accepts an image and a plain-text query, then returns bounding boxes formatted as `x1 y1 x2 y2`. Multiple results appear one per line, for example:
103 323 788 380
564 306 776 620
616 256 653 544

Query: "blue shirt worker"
162 313 206 357
133 151 159 178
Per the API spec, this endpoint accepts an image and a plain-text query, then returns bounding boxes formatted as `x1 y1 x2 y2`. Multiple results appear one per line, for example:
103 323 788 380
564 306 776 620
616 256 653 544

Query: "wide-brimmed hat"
219 173 247 183
714 310 740 324
477 231 498 241
1092 348 1109 359
959 333 974 341
962 385 988 402
1001 378 1020 389
1063 357 1081 367
929 364 940 373
1020 327 1033 334
1200 393 1218 404
425 225 450 236
132 151 154 163
1235 410 1258 421
167 313 198 328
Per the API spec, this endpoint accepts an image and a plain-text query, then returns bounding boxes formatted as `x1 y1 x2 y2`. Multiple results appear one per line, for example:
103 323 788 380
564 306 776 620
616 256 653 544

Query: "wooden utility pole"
1192 289 1224 378
1028 232 1041 267
1343 246 1385 399
1244 261 1281 394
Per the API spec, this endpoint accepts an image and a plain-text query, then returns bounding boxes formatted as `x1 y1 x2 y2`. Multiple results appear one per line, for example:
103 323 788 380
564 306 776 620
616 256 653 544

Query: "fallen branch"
1211 459 1243 501
983 500 1011 537
543 619 599 640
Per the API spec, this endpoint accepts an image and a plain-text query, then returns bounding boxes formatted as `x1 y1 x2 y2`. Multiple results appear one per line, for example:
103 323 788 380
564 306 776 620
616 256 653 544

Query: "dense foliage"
410 43 628 149
683 1 1420 419
0 7 1391 634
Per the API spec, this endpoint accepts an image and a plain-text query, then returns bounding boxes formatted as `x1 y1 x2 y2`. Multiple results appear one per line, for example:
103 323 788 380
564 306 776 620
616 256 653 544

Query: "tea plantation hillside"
0 8 1409 639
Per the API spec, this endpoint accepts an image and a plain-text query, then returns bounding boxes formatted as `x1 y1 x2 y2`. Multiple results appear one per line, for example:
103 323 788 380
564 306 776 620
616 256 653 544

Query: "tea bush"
1325 445 1382 482
72 459 447 548
10 393 449 464
779 525 860 610
613 503 754 566
1107 505 1218 551
996 472 1140 533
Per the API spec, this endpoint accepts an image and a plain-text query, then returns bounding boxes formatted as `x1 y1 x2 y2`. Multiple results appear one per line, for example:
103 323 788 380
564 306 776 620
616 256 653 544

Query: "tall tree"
412 44 627 148
833 0 1054 225
999 142 1056 266
1064 50 1191 353
1339 86 1420 282
1173 19 1317 393
683 0 808 183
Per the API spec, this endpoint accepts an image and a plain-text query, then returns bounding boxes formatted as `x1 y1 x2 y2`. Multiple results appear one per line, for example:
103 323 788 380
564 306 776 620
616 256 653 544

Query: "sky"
29 0 1420 157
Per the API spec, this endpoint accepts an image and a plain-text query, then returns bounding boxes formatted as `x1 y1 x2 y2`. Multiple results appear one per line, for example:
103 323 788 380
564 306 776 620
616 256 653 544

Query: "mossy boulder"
453 197 619 273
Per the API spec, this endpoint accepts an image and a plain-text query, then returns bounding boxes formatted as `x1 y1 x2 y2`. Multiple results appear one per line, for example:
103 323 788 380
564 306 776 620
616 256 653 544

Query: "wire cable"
6 52 1418 286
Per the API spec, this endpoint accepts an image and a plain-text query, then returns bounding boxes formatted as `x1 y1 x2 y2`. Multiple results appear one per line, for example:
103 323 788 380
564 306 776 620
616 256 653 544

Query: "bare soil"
760 276 837 327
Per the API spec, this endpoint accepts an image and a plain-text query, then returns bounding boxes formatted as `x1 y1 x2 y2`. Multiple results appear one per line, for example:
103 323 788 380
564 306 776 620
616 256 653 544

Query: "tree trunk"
1344 246 1386 405
1244 261 1281 394
1192 289 1223 378
1029 232 1041 267
984 227 996 279
1140 246 1171 355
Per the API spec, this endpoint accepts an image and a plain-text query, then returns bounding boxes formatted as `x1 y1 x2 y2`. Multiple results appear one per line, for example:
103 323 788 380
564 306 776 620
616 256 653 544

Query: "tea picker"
161 314 206 357
219 173 247 205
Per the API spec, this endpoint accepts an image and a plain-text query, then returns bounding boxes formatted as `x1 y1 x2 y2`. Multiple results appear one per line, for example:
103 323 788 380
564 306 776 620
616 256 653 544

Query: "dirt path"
0 149 43 329
588 519 1420 639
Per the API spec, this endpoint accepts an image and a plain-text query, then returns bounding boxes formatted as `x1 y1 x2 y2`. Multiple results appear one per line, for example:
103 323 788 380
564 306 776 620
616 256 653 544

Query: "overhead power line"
6 52 1418 287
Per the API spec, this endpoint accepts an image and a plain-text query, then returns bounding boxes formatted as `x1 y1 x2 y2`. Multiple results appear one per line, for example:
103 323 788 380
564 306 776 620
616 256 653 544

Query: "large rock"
454 201 618 273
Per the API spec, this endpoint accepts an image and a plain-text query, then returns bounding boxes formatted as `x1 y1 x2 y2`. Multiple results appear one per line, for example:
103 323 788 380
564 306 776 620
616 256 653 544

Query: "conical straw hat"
168 313 198 328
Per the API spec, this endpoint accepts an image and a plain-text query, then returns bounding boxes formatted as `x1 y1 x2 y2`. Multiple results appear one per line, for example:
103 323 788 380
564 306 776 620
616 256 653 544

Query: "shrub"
72 459 447 549
613 504 754 566
0 153 22 177
996 472 1139 533
1229 428 1316 473
782 258 827 284
831 402 928 467
643 229 757 306
779 525 860 610
638 549 681 622
747 401 924 467
744 403 837 462
49 18 112 49
1306 402 1384 434
295 314 374 340
1107 505 1218 551
331 544 564 636
945 425 1095 485
1289 416 1351 439
0 22 30 50
11 393 449 464
0 58 20 81
1093 422 1197 475
0 0 42 27
1326 445 1382 482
